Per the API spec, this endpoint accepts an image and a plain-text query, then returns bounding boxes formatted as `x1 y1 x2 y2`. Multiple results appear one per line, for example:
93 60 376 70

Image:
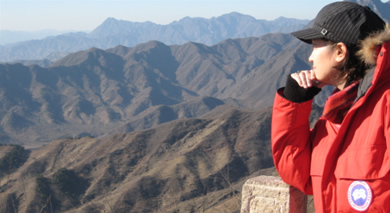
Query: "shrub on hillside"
0 145 29 176
31 175 58 213
36 175 51 198
52 168 88 196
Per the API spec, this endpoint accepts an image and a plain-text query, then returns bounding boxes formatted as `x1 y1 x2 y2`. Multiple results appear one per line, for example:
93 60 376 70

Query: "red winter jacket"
271 25 390 212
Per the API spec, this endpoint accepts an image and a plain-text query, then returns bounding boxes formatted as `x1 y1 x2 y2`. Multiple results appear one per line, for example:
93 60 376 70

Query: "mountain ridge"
0 12 309 63
0 33 332 150
0 106 277 212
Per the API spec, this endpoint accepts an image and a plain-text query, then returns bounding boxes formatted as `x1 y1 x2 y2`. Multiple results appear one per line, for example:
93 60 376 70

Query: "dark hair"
327 41 369 85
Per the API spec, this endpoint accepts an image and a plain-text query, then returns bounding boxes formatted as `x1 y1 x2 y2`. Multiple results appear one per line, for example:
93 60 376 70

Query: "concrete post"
241 176 307 213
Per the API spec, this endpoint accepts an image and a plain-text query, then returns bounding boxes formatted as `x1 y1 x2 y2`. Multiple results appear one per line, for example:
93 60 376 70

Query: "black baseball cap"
291 1 385 47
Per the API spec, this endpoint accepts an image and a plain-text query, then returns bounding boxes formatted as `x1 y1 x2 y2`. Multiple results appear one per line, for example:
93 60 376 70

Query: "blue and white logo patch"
347 181 372 211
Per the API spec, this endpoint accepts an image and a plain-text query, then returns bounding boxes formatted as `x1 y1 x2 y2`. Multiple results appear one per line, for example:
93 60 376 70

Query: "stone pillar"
241 176 307 213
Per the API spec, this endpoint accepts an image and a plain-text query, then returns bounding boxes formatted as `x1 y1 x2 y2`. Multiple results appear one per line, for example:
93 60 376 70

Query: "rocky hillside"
0 106 278 213
0 33 316 147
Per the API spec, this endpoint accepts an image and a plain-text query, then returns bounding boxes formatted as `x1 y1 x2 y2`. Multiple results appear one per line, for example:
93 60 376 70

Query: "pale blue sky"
0 0 354 31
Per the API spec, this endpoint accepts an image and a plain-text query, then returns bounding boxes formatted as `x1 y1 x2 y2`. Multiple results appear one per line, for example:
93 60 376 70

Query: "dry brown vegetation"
0 106 278 212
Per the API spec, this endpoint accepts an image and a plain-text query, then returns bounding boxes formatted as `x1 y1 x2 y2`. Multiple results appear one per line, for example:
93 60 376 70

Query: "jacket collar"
357 24 390 66
355 66 374 103
354 24 390 101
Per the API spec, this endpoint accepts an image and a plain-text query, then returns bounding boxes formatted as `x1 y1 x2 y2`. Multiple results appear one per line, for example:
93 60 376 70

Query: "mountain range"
0 0 388 212
0 12 309 63
0 33 315 147
0 106 280 212
0 16 319 213
0 29 69 46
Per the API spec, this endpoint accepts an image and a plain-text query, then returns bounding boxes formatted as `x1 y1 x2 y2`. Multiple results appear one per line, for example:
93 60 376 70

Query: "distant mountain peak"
0 11 330 62
218 12 255 18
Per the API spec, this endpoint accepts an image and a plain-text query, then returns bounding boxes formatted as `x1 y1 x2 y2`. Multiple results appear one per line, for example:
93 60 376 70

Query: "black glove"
283 74 321 103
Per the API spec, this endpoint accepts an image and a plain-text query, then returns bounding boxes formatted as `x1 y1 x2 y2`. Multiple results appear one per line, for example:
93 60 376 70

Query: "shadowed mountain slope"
0 106 276 213
0 33 313 146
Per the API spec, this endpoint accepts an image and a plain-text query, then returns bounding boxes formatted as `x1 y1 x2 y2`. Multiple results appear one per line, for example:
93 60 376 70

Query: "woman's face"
308 39 346 88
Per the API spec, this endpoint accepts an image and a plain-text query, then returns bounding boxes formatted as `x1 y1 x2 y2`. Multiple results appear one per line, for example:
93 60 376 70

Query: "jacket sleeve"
271 88 313 194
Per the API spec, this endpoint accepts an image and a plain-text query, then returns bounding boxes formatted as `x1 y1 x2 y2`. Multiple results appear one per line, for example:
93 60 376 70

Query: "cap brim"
291 28 326 44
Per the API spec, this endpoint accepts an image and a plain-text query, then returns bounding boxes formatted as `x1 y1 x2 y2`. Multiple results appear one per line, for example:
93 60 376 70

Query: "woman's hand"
291 70 325 89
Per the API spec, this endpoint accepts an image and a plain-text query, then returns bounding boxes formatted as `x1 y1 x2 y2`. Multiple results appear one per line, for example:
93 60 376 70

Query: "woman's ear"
335 42 348 62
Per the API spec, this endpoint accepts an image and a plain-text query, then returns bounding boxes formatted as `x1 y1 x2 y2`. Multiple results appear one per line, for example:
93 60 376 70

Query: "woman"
271 1 390 212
